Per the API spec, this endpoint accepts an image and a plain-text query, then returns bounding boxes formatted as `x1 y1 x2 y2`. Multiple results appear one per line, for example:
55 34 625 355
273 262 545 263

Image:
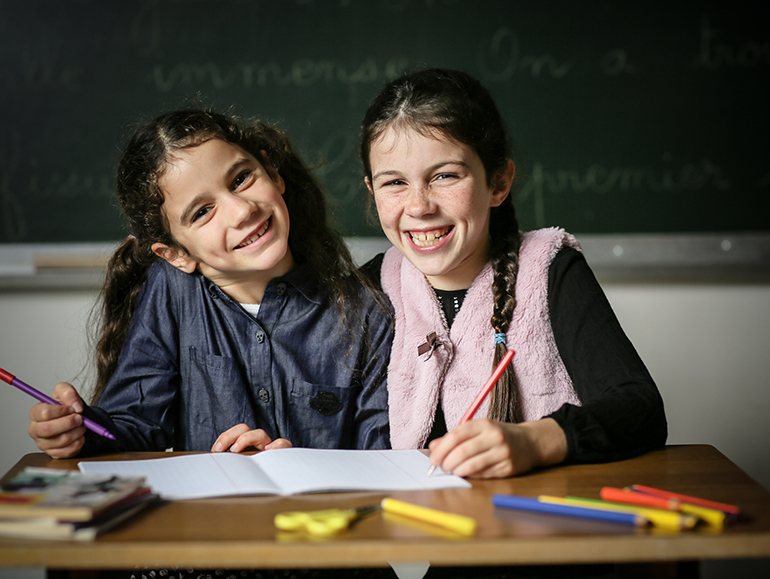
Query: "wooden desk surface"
1 445 769 570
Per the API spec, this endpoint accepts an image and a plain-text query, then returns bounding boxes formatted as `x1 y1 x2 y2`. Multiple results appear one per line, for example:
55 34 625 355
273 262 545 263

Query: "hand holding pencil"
427 349 570 479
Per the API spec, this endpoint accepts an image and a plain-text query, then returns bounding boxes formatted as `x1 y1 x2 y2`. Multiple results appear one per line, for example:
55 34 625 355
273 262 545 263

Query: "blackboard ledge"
1 233 769 290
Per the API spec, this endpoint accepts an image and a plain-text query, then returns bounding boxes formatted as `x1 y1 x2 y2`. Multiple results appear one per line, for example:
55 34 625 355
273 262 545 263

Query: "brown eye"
232 169 253 190
191 206 212 222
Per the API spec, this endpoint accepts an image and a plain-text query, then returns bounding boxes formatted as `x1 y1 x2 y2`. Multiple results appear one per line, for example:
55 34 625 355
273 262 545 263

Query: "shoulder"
520 227 581 261
359 252 385 290
137 259 205 312
548 245 603 306
144 259 200 291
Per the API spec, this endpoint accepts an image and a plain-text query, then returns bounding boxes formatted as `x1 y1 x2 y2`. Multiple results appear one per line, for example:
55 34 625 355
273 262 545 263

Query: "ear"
489 159 515 208
151 242 198 274
364 177 374 195
260 151 286 195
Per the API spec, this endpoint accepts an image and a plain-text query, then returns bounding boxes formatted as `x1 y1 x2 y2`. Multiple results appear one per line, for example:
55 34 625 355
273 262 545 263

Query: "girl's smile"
366 127 513 290
407 226 453 249
234 217 271 250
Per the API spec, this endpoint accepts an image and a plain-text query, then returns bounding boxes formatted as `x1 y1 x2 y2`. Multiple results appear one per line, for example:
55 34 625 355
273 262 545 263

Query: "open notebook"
78 448 471 500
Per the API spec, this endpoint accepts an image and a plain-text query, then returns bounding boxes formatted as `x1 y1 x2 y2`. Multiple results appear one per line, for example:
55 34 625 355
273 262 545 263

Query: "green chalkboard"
1 0 768 244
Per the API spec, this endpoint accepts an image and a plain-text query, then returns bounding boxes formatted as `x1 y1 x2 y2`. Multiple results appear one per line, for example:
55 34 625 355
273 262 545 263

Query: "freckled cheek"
374 198 400 226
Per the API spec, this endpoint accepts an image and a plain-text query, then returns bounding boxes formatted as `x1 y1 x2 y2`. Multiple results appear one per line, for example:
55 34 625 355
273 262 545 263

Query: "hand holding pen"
2 367 115 459
427 350 516 478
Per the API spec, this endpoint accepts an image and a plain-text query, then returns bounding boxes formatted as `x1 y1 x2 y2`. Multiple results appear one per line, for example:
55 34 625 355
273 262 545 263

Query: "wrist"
520 418 568 469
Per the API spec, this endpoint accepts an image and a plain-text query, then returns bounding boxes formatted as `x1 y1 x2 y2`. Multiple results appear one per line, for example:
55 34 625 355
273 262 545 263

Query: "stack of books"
0 466 159 540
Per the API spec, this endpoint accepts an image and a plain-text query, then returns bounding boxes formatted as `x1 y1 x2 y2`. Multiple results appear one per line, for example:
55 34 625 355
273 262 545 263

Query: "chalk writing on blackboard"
477 28 571 80
697 16 770 69
149 57 409 92
519 158 732 228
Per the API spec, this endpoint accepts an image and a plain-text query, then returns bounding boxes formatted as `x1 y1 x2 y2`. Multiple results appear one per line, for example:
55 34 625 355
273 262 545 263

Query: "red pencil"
460 349 516 423
629 484 740 516
427 349 515 476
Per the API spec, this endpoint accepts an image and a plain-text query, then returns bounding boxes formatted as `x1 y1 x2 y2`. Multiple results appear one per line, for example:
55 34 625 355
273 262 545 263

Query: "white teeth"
410 229 448 247
236 219 270 249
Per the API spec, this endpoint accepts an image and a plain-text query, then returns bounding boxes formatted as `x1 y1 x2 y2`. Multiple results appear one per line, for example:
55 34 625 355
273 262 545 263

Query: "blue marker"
493 494 648 527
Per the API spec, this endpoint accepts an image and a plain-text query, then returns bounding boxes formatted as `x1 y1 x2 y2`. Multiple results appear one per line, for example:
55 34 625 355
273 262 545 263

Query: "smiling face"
152 137 295 303
366 126 512 290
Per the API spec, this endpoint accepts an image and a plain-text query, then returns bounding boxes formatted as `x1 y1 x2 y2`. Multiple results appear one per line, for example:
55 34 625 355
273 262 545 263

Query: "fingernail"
72 401 83 413
212 441 222 452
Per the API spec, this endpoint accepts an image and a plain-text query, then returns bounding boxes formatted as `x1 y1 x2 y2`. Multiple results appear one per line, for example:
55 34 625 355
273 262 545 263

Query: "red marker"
629 484 740 517
1 367 116 440
427 349 515 476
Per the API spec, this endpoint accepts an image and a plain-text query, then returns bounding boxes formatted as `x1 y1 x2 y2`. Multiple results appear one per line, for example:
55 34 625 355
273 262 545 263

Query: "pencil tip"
426 465 436 477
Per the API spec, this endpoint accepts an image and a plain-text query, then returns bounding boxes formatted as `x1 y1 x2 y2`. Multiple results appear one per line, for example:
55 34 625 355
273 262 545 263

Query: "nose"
225 192 256 226
404 185 435 218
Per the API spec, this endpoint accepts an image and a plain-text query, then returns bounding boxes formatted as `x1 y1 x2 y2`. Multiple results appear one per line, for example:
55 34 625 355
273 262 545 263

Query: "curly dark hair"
94 109 367 402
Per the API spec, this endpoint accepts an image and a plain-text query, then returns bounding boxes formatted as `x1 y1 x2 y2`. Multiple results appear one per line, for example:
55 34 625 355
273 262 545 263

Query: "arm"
546 247 668 463
80 264 183 454
353 291 393 450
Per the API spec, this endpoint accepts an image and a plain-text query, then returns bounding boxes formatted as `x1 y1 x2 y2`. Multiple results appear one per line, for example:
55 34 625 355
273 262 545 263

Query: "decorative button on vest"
256 331 265 343
258 388 270 403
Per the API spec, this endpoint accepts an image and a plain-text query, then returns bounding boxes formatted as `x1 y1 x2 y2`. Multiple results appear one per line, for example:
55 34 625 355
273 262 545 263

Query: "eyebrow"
178 157 254 225
371 160 469 184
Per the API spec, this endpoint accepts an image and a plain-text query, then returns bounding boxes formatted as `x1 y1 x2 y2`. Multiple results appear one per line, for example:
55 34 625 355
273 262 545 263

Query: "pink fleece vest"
382 227 582 450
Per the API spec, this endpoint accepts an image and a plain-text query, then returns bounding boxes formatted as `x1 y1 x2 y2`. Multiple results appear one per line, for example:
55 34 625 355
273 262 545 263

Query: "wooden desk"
1 445 769 575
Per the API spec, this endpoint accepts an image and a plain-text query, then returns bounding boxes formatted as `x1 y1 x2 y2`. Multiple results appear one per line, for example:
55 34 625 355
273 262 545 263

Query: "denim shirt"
84 259 392 453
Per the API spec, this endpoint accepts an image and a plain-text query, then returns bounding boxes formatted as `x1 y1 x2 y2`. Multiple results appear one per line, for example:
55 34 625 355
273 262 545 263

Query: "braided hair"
360 69 522 422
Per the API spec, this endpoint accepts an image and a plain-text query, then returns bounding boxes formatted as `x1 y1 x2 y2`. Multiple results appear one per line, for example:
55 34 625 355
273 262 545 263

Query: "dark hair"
360 69 522 423
94 109 365 402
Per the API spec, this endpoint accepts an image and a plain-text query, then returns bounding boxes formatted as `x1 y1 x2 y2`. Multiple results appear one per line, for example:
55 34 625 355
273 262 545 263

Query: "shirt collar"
199 262 323 306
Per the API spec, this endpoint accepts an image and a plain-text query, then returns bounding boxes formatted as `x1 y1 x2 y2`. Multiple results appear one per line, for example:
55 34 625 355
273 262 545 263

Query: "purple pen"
1 367 116 440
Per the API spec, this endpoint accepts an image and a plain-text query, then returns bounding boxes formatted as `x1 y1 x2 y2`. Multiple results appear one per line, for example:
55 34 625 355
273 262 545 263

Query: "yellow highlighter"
539 496 697 531
676 503 726 529
381 498 477 536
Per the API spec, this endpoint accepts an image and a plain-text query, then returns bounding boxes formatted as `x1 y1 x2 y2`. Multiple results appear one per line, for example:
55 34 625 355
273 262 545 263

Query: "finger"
229 429 274 452
264 438 293 450
52 382 85 413
427 420 489 468
44 434 86 459
29 402 85 437
435 421 510 476
449 443 514 479
29 399 76 424
29 419 86 458
211 423 251 452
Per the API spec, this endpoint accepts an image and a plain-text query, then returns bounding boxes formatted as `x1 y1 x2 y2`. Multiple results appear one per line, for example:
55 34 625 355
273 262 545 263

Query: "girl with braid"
360 69 667 478
29 109 392 459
